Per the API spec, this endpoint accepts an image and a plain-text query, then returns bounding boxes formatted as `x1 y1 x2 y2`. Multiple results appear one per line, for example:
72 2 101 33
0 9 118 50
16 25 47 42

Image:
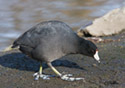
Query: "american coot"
11 20 100 81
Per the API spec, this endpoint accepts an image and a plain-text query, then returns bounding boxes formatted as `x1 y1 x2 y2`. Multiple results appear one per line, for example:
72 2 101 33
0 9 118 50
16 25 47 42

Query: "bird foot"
61 74 85 81
33 72 55 80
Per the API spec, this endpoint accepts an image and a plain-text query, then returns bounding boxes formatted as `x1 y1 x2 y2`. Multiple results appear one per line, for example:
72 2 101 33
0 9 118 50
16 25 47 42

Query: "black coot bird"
11 20 100 81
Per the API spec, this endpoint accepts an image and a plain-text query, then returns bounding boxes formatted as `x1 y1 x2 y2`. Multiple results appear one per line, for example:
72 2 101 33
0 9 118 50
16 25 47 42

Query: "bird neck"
77 38 87 54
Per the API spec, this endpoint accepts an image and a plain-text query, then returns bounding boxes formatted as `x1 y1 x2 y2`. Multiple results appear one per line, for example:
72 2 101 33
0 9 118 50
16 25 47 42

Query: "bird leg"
33 63 54 80
47 63 85 81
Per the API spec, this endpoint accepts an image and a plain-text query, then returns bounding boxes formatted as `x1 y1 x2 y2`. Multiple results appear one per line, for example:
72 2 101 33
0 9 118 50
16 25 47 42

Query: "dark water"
0 0 125 50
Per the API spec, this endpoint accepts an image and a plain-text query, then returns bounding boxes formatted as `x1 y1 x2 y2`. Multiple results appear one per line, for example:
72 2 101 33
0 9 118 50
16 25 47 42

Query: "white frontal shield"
94 51 100 63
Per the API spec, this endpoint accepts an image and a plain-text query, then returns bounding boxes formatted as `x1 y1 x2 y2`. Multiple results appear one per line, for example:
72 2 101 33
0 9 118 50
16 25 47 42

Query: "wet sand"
0 32 124 88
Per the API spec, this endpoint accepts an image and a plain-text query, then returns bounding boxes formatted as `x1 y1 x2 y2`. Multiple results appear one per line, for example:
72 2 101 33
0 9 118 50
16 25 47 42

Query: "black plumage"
12 20 100 81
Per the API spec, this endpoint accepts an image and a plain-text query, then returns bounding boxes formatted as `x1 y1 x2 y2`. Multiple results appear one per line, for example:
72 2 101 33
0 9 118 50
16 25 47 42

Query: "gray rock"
78 7 125 37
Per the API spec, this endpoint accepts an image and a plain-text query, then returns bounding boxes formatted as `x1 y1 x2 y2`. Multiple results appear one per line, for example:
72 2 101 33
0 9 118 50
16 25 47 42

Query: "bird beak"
94 50 100 63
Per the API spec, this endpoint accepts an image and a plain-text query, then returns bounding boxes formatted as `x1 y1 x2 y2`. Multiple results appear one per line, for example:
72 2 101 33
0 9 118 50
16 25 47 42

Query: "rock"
78 7 125 37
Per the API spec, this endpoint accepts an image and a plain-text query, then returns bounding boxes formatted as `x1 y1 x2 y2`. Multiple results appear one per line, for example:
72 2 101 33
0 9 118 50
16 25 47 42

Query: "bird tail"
2 43 19 52
2 45 14 52
11 43 18 48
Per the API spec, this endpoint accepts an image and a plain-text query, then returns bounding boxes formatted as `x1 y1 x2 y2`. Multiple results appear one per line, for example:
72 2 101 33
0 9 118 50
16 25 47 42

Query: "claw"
33 72 38 77
33 72 84 81
61 74 84 81
33 72 55 80
39 74 50 80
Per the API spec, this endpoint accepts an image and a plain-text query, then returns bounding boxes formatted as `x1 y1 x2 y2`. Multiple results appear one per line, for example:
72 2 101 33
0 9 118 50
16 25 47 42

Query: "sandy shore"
0 32 124 88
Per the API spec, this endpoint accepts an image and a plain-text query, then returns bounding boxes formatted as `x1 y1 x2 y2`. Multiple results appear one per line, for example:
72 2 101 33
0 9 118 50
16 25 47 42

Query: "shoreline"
0 31 124 88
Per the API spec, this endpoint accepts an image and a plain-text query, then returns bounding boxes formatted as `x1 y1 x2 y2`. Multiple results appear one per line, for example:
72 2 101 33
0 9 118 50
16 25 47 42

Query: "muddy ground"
0 32 125 88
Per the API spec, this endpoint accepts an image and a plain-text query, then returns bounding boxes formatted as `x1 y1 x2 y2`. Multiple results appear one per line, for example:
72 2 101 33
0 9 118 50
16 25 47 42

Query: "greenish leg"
39 63 42 74
47 63 62 76
33 63 51 80
47 62 85 81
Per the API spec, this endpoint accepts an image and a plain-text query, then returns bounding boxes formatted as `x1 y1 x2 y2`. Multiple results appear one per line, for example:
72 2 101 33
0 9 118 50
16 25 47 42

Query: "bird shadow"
0 52 86 72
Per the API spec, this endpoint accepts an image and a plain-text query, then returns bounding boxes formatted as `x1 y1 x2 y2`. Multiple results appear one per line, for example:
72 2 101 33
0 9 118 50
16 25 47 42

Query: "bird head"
80 40 100 63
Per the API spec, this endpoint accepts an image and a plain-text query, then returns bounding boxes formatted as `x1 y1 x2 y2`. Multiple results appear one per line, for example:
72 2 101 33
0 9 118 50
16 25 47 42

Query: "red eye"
92 50 94 53
96 49 98 51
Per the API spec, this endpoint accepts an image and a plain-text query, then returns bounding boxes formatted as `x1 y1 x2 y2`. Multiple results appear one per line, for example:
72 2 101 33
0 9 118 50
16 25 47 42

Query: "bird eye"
91 50 95 53
96 49 98 51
